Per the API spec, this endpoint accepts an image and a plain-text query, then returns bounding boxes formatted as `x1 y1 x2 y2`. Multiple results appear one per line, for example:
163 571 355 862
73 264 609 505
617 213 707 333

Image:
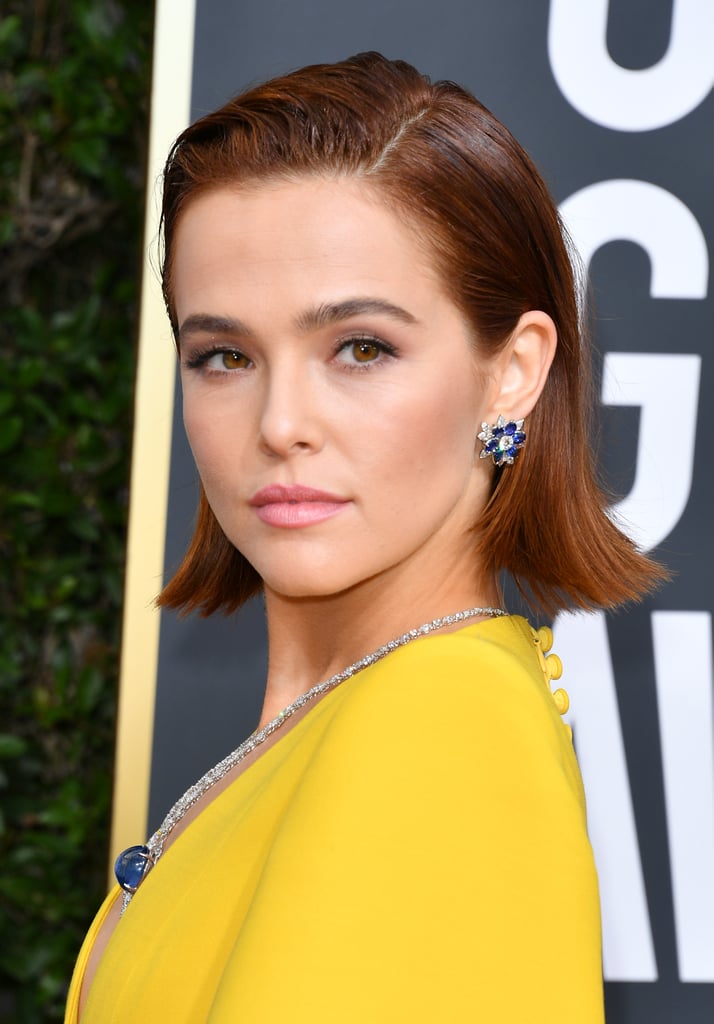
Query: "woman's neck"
257 570 500 728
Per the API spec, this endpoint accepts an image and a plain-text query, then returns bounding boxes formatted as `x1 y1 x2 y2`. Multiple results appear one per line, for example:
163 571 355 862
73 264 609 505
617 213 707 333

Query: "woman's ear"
484 310 557 422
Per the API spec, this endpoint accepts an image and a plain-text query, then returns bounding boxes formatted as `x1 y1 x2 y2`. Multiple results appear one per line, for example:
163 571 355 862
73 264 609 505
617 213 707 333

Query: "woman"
66 52 662 1022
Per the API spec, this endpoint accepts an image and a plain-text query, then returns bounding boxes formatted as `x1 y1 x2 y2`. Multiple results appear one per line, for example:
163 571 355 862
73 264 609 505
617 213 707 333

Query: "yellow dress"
66 616 604 1022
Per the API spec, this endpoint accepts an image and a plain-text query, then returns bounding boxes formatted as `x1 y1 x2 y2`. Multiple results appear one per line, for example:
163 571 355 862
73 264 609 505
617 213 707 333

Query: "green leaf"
0 734 27 759
0 214 15 245
0 416 22 453
0 14 22 51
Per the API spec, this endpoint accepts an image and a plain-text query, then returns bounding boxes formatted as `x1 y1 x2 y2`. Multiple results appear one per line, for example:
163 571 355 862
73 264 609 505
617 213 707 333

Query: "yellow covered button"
532 626 569 716
545 652 563 681
551 687 570 715
535 625 554 653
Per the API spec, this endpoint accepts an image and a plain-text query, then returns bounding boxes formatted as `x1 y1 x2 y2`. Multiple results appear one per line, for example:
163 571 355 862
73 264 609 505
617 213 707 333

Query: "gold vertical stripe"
109 0 197 874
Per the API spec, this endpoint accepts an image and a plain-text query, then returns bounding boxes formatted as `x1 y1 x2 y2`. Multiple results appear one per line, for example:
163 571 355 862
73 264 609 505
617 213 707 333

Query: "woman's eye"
352 340 380 363
219 350 250 370
184 348 252 373
336 338 394 366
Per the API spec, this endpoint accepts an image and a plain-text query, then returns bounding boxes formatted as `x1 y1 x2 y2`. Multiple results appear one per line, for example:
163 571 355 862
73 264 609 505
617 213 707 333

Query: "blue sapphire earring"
478 415 526 466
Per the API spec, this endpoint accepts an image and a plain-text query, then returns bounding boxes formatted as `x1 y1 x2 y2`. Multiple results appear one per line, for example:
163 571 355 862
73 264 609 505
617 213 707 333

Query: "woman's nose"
258 363 324 457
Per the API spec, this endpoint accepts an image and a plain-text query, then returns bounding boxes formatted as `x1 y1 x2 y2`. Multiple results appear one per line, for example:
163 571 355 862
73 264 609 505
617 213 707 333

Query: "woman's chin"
262 578 356 601
257 563 378 602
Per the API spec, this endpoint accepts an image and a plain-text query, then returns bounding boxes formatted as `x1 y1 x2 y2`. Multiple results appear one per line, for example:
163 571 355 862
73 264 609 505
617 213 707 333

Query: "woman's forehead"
171 180 452 322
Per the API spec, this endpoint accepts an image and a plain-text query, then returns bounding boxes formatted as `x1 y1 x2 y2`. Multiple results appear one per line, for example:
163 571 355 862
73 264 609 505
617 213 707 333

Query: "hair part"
158 51 666 618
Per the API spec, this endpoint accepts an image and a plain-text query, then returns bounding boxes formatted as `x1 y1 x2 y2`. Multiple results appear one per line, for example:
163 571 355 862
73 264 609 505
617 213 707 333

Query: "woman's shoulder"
317 613 586 818
337 614 568 732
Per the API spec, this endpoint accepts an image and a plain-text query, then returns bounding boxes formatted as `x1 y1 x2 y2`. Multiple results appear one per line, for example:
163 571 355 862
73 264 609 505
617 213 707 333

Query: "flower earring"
478 415 526 466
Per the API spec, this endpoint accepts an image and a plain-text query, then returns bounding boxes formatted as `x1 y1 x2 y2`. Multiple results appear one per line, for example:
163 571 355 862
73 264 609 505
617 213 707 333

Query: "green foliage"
0 2 153 1019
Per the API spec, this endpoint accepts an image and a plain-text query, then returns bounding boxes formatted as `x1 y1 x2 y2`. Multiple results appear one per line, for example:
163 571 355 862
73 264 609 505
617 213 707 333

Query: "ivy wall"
0 2 153 1019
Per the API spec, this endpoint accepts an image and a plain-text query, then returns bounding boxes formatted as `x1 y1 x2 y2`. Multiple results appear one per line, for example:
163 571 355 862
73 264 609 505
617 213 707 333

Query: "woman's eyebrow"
178 314 251 342
178 299 419 344
294 298 419 331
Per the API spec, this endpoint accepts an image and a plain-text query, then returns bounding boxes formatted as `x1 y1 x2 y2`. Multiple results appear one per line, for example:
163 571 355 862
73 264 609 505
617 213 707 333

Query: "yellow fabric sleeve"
64 886 120 1024
210 619 603 1021
70 616 604 1022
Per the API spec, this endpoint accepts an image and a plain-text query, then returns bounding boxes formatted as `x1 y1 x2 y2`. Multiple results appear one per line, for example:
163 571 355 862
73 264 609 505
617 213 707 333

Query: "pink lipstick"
249 485 350 528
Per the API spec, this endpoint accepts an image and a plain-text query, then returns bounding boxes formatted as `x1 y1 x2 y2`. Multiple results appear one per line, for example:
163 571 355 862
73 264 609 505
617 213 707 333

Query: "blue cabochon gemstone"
114 844 152 893
504 421 517 435
513 431 526 445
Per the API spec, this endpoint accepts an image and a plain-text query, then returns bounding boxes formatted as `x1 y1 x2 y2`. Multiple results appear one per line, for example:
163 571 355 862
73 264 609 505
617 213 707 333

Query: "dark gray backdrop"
149 2 714 1020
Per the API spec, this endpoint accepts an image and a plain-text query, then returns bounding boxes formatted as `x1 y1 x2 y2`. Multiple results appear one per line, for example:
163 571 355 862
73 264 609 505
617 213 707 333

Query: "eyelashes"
182 334 399 375
183 347 251 372
333 335 398 367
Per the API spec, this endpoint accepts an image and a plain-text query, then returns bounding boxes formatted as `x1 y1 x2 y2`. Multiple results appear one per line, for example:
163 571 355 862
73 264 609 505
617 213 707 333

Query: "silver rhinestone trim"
119 606 505 914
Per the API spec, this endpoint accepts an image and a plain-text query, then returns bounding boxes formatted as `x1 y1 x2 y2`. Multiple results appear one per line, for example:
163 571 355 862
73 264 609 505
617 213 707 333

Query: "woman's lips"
249 485 350 528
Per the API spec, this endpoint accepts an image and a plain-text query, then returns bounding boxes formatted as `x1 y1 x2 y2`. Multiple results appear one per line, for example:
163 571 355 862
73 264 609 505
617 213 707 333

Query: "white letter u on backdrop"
548 0 714 131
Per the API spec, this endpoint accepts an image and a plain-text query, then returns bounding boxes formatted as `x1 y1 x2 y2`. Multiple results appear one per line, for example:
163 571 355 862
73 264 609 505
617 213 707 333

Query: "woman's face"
173 178 501 601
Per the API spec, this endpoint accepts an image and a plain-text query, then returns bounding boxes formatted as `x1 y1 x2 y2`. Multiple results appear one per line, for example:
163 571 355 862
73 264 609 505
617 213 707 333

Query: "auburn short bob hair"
158 51 664 617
